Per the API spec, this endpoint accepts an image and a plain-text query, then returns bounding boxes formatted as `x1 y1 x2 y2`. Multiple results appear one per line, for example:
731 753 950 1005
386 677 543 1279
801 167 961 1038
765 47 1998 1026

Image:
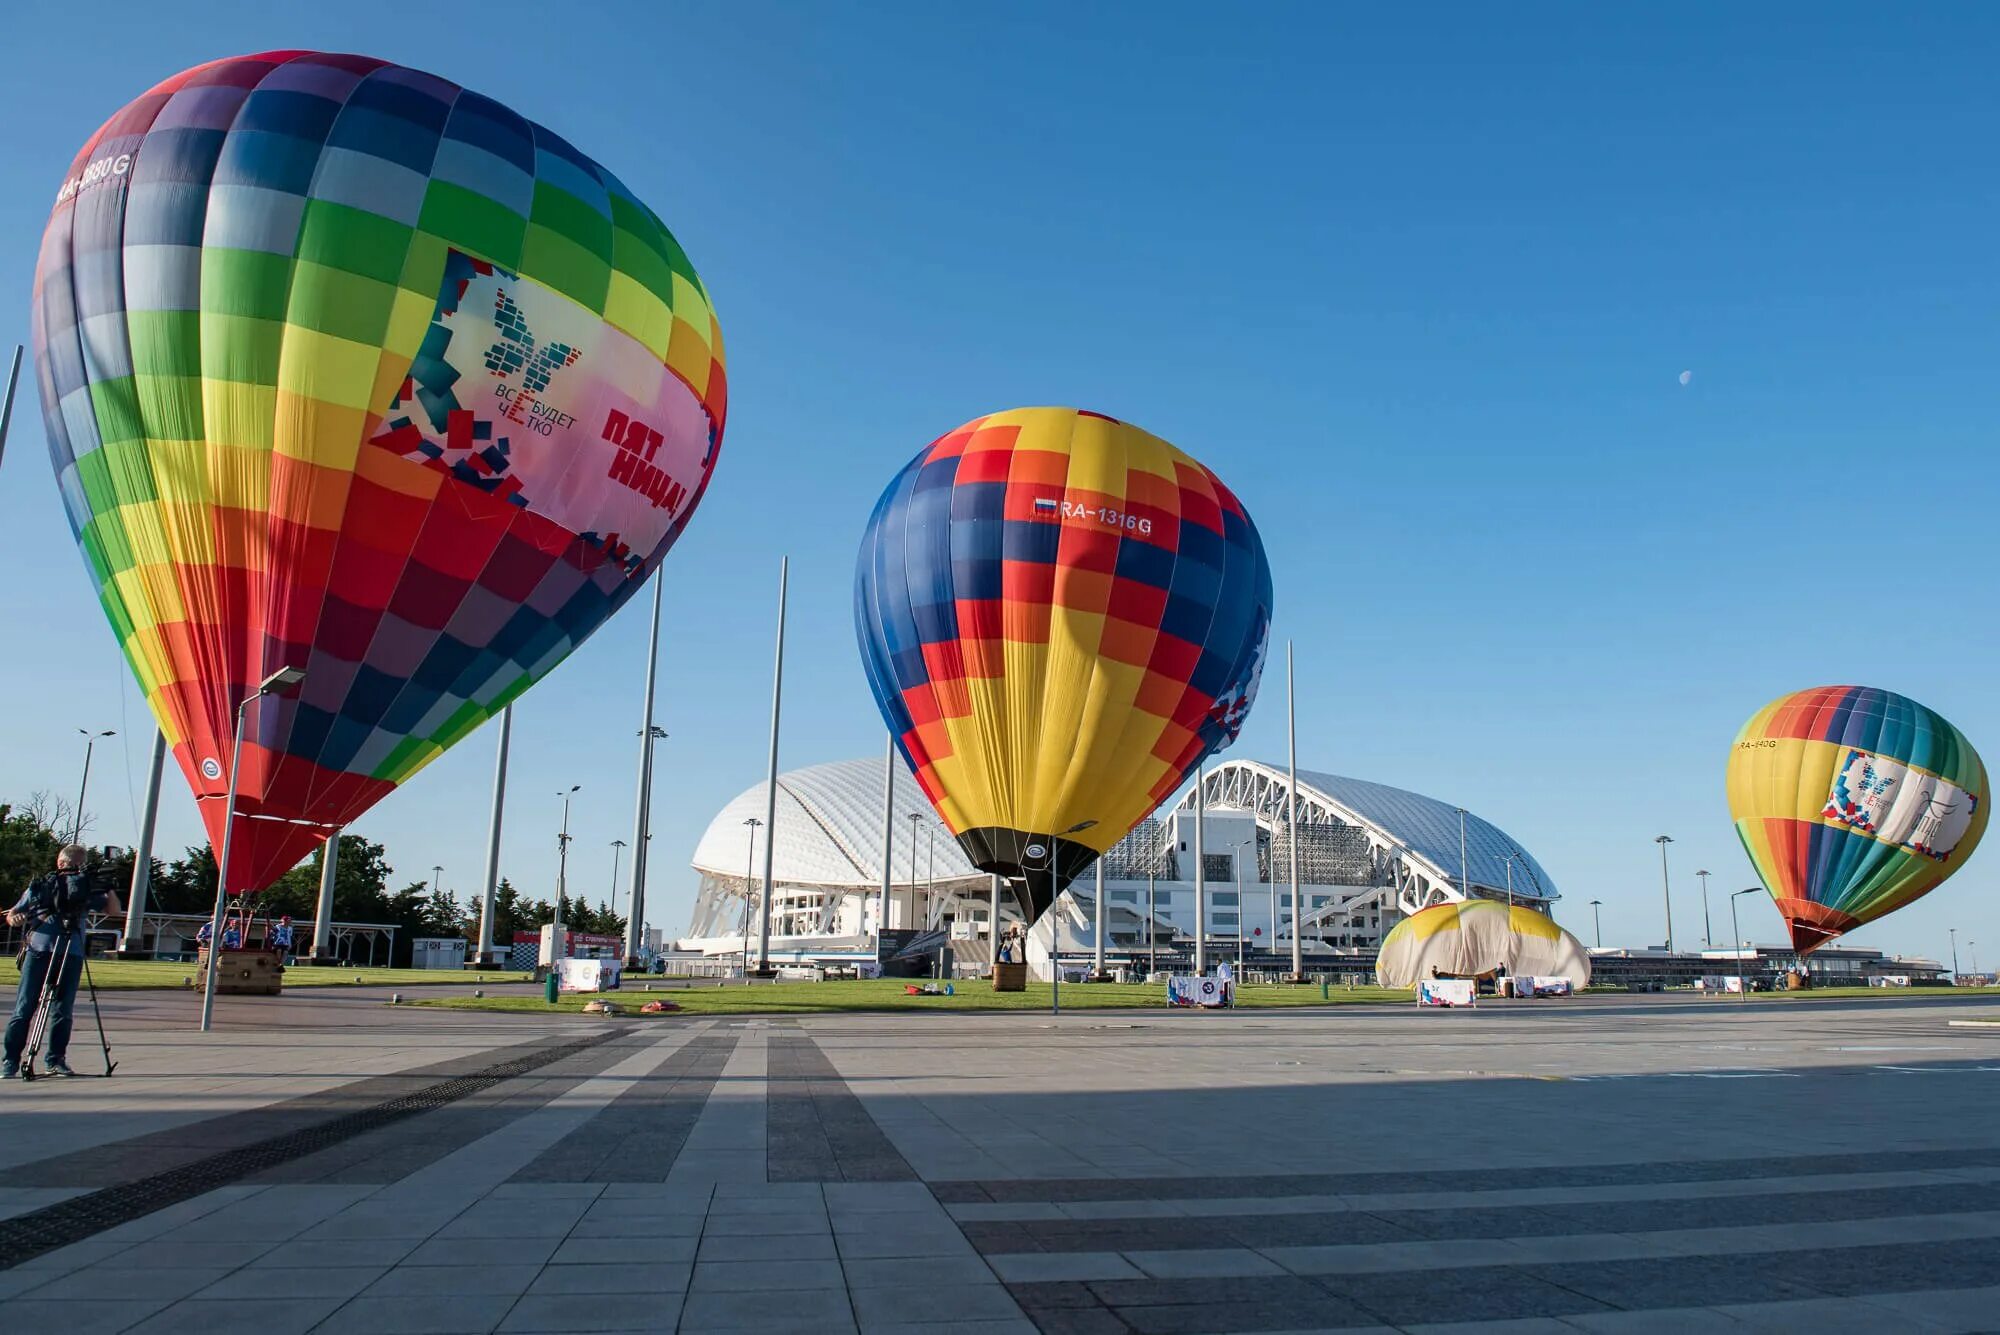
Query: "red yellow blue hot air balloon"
854 407 1273 918
1727 686 1987 953
31 53 725 891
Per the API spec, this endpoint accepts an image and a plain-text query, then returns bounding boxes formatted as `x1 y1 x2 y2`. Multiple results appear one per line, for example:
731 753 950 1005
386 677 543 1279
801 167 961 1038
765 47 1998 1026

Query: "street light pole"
1093 857 1106 981
473 704 511 967
1731 888 1761 998
200 665 305 1032
609 839 627 928
1588 898 1602 949
1504 852 1515 909
71 728 115 846
1654 835 1676 954
878 734 895 940
1194 766 1207 975
626 571 665 967
0 345 21 473
553 785 580 964
754 556 788 977
907 811 921 936
1696 869 1714 946
741 817 760 976
120 729 167 957
1950 927 1960 981
1286 640 1302 983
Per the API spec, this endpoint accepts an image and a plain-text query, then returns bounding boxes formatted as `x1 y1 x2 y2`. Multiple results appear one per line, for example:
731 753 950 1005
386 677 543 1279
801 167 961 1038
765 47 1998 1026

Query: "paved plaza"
2 988 1999 1333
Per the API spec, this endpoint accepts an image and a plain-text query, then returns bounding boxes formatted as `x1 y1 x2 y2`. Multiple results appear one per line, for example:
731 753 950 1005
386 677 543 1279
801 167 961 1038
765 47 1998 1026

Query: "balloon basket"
991 962 1027 993
197 948 286 996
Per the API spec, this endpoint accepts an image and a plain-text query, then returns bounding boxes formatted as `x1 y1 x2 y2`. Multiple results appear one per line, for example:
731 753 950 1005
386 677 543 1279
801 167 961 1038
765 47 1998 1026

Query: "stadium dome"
681 755 1560 954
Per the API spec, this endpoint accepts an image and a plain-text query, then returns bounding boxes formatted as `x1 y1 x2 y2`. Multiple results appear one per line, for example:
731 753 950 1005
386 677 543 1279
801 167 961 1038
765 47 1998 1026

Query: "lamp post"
753 555 788 978
200 665 306 1033
1730 888 1761 997
1588 899 1603 948
1286 639 1302 982
626 723 666 968
1194 767 1207 975
1043 818 1097 1016
1973 941 1981 976
907 811 922 935
609 839 627 932
71 728 116 846
1654 835 1675 954
553 785 580 964
1695 869 1714 947
741 817 760 976
473 704 511 968
0 345 21 472
1503 851 1517 909
1949 927 1959 981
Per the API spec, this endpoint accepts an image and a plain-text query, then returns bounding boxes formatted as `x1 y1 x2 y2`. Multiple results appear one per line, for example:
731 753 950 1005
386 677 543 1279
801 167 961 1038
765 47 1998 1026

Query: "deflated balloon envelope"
1726 685 1987 953
854 407 1273 919
32 52 727 891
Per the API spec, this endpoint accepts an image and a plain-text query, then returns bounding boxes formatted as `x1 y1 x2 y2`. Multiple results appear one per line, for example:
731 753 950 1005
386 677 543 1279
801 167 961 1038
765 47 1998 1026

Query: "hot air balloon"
1374 901 1591 990
32 52 726 891
1727 686 1987 953
854 407 1273 919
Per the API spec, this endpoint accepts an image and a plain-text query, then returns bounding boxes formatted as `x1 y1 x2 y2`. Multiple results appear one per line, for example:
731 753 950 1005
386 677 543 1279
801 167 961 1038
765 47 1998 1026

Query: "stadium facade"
683 755 1559 971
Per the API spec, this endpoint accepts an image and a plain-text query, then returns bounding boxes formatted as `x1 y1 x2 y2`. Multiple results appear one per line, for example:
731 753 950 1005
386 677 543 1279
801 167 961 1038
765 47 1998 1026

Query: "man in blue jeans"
4 844 120 1079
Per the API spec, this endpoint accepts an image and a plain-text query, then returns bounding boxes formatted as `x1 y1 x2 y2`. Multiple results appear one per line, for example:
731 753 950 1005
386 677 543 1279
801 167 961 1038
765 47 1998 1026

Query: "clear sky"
0 2 1993 965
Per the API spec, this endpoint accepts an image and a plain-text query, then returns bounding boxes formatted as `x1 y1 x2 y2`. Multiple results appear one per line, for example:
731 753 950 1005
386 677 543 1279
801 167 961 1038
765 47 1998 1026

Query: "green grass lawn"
0 958 537 991
412 977 1415 1016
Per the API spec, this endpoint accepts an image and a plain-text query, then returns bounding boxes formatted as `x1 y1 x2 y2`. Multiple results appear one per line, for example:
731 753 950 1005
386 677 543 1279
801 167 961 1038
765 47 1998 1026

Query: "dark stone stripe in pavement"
766 1031 916 1182
0 1027 628 1270
932 1143 2000 1206
508 1031 740 1183
255 1031 662 1184
10 1032 580 1189
970 1179 2000 1256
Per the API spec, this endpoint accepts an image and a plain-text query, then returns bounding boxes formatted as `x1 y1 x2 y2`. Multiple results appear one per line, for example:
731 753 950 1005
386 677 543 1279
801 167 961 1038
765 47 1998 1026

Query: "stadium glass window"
1214 913 1239 927
1213 892 1238 907
1111 890 1137 903
1151 891 1174 904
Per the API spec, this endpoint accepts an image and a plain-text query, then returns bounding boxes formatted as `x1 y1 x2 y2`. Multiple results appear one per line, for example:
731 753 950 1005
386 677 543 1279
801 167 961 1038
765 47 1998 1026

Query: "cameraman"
4 844 120 1079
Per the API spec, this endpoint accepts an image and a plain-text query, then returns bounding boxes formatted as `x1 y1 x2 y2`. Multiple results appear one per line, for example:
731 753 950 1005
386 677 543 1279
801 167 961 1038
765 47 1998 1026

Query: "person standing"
5 844 119 1078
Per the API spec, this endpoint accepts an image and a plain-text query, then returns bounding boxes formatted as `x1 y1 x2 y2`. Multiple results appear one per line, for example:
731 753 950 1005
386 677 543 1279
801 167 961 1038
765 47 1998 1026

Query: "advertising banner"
1167 975 1234 1008
1418 979 1477 1007
557 958 623 993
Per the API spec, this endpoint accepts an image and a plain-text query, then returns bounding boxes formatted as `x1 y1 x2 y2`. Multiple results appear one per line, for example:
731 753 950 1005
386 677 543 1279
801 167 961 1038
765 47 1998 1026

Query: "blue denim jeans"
4 941 83 1066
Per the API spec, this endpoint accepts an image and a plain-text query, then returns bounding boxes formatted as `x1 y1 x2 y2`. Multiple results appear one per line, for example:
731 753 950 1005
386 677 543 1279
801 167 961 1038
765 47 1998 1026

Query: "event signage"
1418 979 1476 1007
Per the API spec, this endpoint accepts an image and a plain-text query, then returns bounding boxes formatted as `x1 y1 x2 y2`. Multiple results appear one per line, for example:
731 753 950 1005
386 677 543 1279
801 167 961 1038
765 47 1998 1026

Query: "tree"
0 801 63 896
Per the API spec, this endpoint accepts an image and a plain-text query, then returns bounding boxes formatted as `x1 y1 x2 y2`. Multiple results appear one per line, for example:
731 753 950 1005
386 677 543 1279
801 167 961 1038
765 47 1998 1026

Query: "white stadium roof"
691 755 1558 905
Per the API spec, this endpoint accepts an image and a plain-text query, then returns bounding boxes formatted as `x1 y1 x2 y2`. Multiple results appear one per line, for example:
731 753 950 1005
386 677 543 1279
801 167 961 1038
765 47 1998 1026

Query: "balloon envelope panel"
854 407 1273 912
32 52 726 889
1374 901 1591 989
1726 686 1987 953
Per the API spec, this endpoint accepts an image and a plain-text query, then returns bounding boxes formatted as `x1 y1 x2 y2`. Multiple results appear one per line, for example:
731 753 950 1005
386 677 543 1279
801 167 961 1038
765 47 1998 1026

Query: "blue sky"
0 2 1993 964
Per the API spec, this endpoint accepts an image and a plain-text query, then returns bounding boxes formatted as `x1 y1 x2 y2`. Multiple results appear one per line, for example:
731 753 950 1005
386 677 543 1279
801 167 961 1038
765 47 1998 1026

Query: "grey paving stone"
314 1292 521 1334
850 1281 1024 1325
0 1298 174 1334
362 1263 540 1296
823 1182 939 1214
700 1209 831 1236
860 1320 1040 1335
124 1295 351 1335
681 1285 856 1332
20 1265 233 1303
990 1252 1147 1283
691 1258 849 1291
835 1226 979 1259
842 1253 1001 1288
551 1233 697 1265
499 1293 683 1330
568 1211 705 1238
1125 1247 1287 1278
1320 1266 1616 1326
697 1230 839 1262
524 1261 693 1295
402 1235 562 1267
250 1238 420 1268
197 1265 387 1299
485 1182 606 1200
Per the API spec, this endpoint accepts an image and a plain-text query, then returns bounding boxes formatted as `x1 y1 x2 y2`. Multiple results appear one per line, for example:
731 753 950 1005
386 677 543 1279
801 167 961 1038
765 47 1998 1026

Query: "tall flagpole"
472 704 511 966
0 346 22 473
754 556 787 977
1194 766 1207 975
119 730 167 958
626 574 664 966
1287 641 1303 982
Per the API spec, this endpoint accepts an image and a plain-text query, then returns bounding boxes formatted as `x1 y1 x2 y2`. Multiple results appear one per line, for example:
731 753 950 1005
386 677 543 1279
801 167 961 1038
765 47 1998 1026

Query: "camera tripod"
19 925 116 1081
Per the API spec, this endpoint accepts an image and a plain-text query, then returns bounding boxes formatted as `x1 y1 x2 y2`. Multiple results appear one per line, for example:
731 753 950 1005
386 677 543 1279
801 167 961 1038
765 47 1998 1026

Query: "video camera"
24 846 119 931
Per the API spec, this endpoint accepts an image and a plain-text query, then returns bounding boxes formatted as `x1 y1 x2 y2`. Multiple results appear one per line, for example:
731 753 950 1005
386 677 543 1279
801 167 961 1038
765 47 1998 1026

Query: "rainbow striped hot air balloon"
855 407 1273 918
1727 686 1987 953
31 52 726 891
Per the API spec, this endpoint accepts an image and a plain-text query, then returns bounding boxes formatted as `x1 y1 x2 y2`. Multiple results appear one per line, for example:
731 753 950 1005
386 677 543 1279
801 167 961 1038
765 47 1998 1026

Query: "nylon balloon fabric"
854 407 1273 916
1726 686 1987 953
32 53 726 891
1373 901 1591 990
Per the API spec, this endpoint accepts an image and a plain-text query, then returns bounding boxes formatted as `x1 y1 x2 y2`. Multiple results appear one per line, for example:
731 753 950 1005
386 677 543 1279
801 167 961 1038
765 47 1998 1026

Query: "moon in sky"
1678 370 1693 386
